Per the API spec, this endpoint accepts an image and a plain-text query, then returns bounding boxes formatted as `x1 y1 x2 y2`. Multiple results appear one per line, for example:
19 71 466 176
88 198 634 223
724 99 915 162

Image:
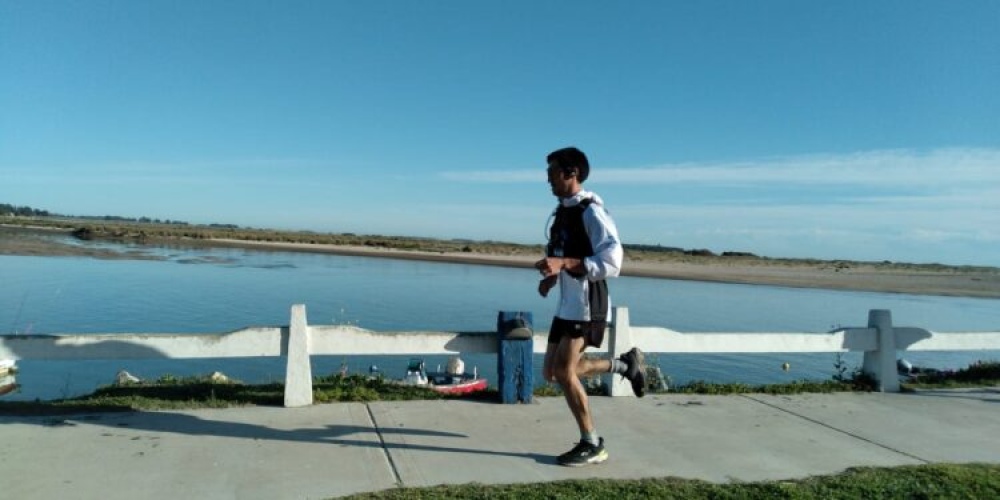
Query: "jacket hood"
561 190 603 208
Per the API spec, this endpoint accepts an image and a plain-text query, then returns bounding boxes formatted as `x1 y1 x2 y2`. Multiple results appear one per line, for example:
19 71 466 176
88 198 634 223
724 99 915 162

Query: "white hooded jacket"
551 190 623 322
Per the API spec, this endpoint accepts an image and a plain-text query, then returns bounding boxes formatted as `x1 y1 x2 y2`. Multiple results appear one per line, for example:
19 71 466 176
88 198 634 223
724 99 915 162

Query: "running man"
535 146 646 467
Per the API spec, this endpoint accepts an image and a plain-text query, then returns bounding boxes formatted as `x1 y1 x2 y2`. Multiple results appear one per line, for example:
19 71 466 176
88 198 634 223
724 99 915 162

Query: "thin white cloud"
600 148 999 187
438 170 542 183
441 147 1000 187
436 148 999 263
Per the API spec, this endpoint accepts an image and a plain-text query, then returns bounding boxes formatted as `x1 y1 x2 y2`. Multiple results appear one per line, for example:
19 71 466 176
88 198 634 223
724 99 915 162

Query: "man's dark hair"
547 147 590 183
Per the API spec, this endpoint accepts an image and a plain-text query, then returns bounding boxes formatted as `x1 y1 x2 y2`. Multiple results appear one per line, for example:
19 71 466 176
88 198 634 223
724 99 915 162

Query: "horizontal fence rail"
2 305 998 406
627 328 878 353
0 328 288 360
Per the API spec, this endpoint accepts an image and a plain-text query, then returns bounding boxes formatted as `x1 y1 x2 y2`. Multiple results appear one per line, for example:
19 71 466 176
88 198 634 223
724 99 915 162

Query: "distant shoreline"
2 225 998 298
206 239 1000 299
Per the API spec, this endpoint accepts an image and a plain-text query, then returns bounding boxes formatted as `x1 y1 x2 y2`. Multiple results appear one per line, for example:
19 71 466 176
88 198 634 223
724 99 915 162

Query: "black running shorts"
547 316 607 348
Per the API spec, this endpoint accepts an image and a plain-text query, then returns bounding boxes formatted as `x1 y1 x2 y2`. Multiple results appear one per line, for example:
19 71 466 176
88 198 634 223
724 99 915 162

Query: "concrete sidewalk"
2 389 999 499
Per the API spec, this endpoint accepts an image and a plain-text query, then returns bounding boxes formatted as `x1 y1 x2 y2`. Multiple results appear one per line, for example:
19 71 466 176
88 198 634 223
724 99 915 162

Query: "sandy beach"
2 226 998 298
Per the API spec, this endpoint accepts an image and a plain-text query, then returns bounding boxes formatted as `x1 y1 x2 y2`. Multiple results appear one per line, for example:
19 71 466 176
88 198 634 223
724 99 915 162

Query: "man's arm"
582 204 623 280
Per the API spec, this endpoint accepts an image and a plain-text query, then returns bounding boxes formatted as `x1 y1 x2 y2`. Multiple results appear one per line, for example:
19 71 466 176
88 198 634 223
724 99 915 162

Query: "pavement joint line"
739 394 931 464
365 403 404 487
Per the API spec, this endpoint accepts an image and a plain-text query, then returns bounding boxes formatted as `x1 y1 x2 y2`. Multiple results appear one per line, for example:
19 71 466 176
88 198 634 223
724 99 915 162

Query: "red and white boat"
0 360 17 396
401 357 487 395
0 375 15 397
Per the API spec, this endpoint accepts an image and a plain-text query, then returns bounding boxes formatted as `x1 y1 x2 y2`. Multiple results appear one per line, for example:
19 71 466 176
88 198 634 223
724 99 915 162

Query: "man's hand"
534 257 564 278
535 256 584 279
538 275 558 297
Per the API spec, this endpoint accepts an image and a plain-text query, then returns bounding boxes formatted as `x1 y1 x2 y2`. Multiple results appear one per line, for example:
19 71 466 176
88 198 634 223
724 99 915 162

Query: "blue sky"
2 1 998 266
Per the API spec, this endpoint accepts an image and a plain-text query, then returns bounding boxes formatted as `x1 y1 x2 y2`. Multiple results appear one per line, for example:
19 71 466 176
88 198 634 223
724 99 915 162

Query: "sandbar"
2 226 997 298
206 239 1000 299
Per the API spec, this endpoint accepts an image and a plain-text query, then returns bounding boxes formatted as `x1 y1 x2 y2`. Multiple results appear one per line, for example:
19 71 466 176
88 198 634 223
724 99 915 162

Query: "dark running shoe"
620 347 647 397
557 438 608 467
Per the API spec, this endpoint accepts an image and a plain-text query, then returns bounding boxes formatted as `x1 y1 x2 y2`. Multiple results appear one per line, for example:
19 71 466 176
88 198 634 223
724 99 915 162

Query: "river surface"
2 235 998 400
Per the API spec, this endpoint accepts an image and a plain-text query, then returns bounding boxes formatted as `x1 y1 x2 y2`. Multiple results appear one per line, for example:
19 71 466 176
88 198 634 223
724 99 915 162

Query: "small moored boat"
0 374 16 397
401 357 487 395
0 359 16 376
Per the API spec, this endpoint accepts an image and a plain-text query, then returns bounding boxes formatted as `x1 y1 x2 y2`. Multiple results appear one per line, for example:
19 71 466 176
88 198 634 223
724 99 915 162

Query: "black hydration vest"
546 198 609 337
547 199 595 265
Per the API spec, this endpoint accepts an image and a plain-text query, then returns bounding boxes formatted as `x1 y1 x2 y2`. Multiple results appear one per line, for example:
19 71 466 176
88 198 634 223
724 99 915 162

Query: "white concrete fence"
1 305 998 407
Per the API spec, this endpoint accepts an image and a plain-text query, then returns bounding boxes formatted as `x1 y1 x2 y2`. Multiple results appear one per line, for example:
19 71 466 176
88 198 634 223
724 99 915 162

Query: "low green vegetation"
341 463 1000 499
901 360 1000 390
0 373 499 415
3 360 996 416
669 379 869 395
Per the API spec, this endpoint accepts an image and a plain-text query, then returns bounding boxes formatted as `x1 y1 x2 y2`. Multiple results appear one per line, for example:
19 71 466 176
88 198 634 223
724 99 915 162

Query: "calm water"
2 234 999 400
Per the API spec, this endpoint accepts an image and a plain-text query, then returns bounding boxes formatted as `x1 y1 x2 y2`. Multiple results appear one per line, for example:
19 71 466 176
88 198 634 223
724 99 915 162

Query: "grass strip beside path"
341 463 1000 499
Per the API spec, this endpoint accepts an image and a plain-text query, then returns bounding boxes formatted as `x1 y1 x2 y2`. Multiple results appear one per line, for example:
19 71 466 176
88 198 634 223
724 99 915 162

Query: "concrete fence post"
608 306 634 397
284 304 314 407
862 309 900 393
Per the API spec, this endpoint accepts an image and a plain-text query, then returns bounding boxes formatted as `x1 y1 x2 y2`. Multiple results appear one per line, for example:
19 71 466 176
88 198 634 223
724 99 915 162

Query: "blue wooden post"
497 311 534 404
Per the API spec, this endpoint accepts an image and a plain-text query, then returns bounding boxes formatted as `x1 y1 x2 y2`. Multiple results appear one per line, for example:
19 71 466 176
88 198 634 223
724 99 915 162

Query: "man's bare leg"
550 336 611 465
553 336 610 433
